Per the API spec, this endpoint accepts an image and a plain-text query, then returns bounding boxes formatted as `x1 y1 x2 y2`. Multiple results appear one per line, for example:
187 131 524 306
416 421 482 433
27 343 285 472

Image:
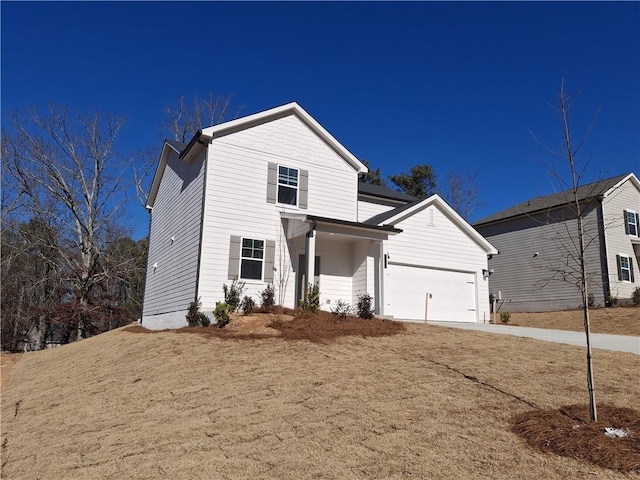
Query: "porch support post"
305 227 316 295
377 241 385 315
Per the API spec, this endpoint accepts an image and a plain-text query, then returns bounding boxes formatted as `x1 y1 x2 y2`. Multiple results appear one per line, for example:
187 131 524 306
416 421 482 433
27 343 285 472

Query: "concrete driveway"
425 321 640 355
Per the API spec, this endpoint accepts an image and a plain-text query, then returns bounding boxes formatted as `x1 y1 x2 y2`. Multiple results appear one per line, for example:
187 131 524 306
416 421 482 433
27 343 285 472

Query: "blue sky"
2 2 639 239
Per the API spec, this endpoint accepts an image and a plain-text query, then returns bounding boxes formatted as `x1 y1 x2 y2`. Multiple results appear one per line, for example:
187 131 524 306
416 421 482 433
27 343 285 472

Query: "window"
626 210 638 237
240 238 264 280
616 253 635 283
277 166 298 205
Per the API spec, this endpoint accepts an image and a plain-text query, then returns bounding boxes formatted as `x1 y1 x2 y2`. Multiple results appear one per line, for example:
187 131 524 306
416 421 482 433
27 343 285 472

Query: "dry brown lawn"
503 306 640 336
2 314 639 480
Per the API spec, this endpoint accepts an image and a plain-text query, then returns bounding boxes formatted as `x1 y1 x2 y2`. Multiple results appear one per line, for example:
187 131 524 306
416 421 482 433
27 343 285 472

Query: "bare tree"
134 93 242 207
163 93 242 143
2 105 131 341
442 169 484 220
531 80 599 421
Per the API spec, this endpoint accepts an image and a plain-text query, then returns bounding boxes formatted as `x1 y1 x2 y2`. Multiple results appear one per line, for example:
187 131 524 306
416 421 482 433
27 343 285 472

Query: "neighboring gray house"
141 102 498 329
474 173 640 312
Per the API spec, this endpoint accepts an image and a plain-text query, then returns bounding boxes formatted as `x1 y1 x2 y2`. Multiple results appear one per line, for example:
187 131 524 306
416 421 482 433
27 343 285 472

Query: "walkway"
424 321 640 355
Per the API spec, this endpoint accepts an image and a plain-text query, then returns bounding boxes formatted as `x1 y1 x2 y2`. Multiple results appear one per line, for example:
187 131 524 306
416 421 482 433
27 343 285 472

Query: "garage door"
385 264 477 322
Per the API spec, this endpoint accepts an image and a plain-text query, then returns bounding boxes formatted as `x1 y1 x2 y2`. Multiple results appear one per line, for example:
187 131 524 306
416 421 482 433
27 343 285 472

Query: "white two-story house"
141 103 498 329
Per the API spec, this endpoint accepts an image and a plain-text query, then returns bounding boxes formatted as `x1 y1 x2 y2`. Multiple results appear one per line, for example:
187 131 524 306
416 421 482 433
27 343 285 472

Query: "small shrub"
632 287 640 306
260 283 275 310
223 280 246 312
587 292 595 308
241 295 256 314
186 298 211 327
605 294 618 307
301 284 320 313
500 311 511 324
214 302 233 328
331 300 352 319
356 293 375 320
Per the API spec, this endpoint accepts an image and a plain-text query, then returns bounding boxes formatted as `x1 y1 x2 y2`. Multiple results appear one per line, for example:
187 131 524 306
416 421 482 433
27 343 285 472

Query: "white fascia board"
201 102 367 174
382 194 499 255
603 173 640 197
146 141 175 209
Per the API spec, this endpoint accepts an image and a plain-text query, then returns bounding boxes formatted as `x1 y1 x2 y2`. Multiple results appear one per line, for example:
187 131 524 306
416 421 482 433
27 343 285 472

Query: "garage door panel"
386 264 476 322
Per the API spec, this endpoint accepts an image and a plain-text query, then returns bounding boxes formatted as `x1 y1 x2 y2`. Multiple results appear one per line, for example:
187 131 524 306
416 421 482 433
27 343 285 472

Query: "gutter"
179 130 211 160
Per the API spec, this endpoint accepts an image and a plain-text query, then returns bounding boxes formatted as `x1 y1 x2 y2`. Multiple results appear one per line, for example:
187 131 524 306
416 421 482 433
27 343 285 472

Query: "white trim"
201 102 367 173
378 195 499 255
602 173 640 197
239 236 266 282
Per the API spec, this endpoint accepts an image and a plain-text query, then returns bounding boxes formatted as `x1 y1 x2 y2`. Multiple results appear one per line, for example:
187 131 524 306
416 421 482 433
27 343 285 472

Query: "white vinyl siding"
142 149 205 321
197 114 359 311
357 200 397 223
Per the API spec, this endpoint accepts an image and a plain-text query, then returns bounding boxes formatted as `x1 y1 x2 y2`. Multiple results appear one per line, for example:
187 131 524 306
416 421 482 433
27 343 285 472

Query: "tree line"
1 94 482 351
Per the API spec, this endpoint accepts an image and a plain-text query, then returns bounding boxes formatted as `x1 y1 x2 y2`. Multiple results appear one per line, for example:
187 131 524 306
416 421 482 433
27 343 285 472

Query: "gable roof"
474 173 639 226
365 194 498 255
146 103 368 208
200 102 367 173
357 183 417 203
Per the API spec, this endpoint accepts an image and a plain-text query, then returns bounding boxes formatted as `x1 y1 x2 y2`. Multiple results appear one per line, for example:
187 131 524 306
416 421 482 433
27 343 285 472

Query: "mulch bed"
126 309 406 343
512 404 640 473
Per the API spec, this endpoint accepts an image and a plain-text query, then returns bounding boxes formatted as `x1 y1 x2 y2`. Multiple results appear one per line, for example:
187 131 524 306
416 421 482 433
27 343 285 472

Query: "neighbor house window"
616 254 634 282
626 210 638 237
278 166 299 205
240 238 264 280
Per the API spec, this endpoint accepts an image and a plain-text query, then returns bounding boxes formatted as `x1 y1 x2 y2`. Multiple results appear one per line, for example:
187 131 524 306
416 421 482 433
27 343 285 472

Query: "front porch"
281 213 401 312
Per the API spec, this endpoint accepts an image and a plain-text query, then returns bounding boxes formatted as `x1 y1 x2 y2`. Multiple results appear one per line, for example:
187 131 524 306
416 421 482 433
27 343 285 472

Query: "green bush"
587 293 595 308
301 284 320 313
331 300 352 319
214 302 233 328
356 293 374 320
605 294 618 307
223 280 246 312
186 298 210 327
260 283 275 310
241 295 256 314
500 311 511 324
632 287 640 306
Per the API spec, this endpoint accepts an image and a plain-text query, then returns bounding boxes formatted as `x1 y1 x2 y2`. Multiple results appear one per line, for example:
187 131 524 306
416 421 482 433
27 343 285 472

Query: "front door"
296 254 320 306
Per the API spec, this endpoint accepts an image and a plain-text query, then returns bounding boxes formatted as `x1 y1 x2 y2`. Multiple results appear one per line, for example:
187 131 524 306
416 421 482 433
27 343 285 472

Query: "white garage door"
386 264 477 322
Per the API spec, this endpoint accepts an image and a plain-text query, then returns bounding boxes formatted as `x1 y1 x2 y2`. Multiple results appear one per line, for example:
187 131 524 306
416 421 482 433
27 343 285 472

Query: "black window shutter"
623 210 629 235
630 258 635 283
267 163 277 204
616 254 622 281
228 236 241 280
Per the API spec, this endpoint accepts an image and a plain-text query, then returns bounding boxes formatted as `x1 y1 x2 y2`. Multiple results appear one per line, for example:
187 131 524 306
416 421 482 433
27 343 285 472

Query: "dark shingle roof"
357 182 417 202
473 173 631 226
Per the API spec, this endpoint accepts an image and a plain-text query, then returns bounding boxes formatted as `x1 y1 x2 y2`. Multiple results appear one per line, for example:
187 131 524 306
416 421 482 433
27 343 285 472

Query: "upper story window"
240 238 264 280
625 210 638 237
278 166 299 206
